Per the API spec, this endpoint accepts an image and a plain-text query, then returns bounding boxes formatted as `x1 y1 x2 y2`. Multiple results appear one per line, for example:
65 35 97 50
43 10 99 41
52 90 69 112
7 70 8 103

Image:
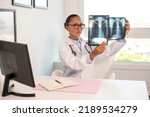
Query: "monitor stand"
2 73 35 97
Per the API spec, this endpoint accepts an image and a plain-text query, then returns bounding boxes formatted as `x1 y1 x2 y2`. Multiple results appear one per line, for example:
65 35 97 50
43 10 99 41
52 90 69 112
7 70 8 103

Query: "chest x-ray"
88 15 109 46
88 15 126 46
109 17 126 40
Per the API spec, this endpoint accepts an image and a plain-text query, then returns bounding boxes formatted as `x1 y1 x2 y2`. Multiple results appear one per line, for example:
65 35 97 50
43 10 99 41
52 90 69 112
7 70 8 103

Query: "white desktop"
0 76 149 100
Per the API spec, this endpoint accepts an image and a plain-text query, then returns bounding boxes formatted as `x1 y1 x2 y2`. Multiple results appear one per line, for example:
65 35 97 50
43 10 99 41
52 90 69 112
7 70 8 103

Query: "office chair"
93 56 115 79
51 69 63 77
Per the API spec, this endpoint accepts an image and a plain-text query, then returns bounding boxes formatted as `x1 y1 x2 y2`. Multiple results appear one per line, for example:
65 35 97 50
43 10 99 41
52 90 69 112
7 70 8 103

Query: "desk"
0 76 149 100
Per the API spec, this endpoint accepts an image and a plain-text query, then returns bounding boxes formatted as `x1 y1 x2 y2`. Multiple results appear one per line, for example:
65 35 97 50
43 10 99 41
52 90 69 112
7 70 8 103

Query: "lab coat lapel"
66 37 82 55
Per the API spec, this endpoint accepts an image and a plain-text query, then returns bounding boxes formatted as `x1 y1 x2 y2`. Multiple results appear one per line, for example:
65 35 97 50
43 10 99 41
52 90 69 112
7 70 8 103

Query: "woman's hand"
125 19 130 35
90 42 107 60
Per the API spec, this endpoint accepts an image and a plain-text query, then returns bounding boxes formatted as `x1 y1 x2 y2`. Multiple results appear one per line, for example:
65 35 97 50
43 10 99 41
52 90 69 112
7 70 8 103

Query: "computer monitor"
0 40 35 97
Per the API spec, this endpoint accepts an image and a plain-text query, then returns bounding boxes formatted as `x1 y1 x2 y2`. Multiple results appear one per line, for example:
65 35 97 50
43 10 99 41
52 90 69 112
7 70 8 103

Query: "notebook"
35 78 101 94
38 78 78 91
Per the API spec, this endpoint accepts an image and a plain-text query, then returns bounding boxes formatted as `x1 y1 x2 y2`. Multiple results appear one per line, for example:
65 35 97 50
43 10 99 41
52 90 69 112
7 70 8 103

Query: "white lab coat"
59 37 126 79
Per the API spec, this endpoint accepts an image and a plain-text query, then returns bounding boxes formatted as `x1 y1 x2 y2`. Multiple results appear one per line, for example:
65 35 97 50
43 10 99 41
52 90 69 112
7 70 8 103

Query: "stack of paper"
39 78 78 91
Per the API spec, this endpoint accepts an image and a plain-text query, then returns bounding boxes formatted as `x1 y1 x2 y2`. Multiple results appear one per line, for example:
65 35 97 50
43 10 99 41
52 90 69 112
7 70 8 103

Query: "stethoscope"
69 42 92 56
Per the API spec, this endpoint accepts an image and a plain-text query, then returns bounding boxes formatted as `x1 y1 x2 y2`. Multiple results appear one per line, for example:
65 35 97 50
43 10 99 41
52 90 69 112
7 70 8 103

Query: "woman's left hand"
125 19 130 35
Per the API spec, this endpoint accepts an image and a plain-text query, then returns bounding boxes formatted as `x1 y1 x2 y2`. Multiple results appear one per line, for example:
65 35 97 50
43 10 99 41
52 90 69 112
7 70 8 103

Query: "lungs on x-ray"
109 17 126 40
88 15 126 46
88 15 109 46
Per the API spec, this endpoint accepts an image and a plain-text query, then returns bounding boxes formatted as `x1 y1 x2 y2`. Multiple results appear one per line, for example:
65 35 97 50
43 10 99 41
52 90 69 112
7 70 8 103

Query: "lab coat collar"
66 37 85 54
66 36 83 46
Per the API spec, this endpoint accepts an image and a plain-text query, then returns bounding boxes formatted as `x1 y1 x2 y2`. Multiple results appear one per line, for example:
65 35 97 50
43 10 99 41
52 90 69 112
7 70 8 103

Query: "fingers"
125 19 130 35
95 41 106 54
99 41 107 47
97 45 105 53
90 41 107 60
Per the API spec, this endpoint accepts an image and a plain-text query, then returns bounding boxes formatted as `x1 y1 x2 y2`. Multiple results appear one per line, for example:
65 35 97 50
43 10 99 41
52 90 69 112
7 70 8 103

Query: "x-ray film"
88 15 109 46
88 15 126 46
109 17 126 40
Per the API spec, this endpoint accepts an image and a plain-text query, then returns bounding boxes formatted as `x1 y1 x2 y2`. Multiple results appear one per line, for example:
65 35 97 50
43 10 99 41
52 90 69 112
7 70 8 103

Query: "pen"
55 80 62 84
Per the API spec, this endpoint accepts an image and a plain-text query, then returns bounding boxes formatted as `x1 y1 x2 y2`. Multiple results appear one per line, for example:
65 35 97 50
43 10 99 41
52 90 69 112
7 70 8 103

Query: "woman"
59 14 130 78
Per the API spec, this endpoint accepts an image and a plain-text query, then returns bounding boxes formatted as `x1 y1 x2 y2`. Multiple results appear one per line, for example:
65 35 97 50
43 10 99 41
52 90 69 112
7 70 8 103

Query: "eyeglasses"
68 23 85 29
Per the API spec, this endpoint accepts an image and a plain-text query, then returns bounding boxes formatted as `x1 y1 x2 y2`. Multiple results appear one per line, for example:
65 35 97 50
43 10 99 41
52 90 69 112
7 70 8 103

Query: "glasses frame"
68 23 85 29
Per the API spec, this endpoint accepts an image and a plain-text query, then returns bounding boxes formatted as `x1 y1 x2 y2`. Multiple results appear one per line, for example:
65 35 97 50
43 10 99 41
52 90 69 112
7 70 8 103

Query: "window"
84 0 150 62
114 38 150 62
84 0 150 28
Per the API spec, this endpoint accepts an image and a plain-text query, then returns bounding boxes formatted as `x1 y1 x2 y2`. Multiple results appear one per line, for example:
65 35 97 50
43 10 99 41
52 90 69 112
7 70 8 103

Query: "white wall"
0 0 64 76
64 0 84 19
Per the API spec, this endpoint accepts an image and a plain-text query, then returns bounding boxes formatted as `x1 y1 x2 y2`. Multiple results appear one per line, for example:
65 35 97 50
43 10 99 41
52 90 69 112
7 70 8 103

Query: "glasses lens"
74 24 85 29
74 24 79 29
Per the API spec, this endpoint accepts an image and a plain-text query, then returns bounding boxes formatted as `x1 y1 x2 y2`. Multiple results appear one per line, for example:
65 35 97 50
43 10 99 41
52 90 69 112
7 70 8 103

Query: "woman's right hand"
90 42 107 60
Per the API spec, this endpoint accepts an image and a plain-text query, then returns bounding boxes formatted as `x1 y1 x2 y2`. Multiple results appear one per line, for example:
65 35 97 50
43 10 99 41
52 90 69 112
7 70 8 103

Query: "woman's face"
66 16 83 40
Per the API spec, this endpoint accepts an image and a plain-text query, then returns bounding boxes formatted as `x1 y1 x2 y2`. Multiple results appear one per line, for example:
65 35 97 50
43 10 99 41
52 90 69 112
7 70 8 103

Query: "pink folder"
35 79 101 94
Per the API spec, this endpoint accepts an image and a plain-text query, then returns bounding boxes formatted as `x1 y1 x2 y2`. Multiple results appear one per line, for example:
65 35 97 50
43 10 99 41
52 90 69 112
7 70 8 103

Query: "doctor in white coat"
59 14 130 78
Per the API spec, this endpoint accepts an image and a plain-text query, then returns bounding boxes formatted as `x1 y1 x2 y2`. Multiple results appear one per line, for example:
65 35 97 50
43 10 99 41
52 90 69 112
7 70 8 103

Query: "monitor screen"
0 40 35 97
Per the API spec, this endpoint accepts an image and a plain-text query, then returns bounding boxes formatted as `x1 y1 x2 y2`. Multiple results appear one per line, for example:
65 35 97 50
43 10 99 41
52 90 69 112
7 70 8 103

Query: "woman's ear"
65 26 69 31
